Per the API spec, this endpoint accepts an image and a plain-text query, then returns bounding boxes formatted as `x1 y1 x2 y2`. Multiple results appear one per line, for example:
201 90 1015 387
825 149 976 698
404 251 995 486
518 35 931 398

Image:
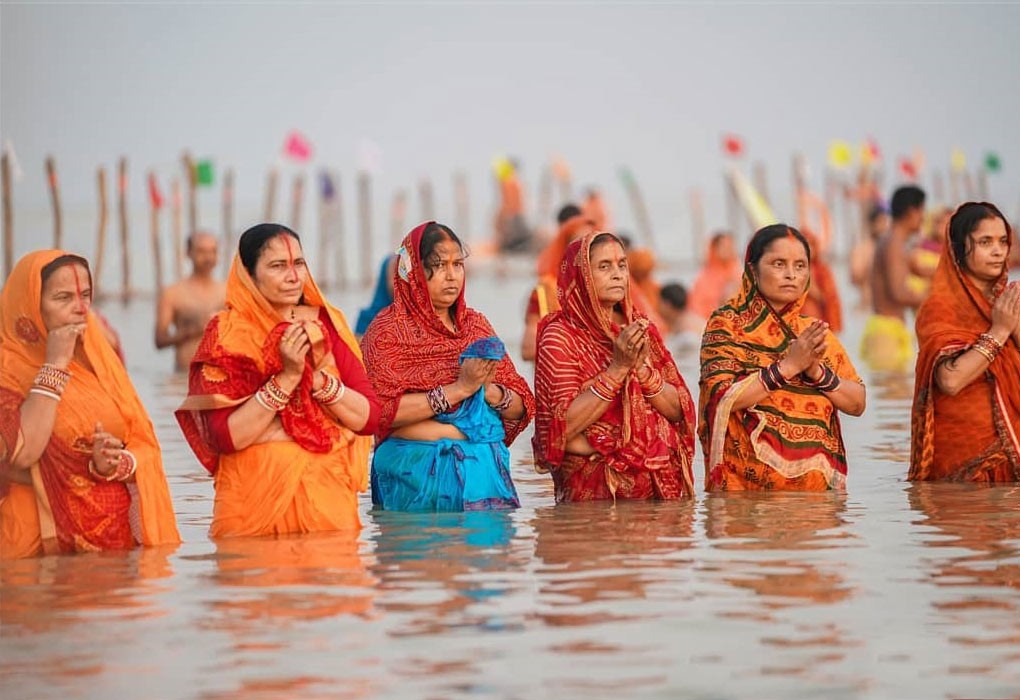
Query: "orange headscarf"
910 214 1020 481
176 247 371 481
1 250 179 557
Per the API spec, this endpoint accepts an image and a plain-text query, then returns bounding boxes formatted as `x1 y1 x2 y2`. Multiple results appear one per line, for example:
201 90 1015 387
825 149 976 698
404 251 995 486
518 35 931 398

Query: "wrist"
803 364 823 382
777 359 797 381
605 362 630 383
276 371 302 393
988 325 1012 345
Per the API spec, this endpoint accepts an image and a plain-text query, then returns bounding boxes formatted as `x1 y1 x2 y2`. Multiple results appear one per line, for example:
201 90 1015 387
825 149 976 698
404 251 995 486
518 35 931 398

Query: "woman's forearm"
391 381 473 429
646 384 685 423
11 394 61 469
227 371 301 450
321 387 371 432
825 378 866 416
564 388 615 440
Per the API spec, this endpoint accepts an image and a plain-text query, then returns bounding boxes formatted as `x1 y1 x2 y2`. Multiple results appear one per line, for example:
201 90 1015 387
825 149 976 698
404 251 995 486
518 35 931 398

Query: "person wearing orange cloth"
1 251 180 558
521 204 596 361
687 231 742 321
533 232 697 502
176 223 378 538
800 229 844 333
910 202 1020 482
699 224 866 492
582 187 612 232
495 158 532 253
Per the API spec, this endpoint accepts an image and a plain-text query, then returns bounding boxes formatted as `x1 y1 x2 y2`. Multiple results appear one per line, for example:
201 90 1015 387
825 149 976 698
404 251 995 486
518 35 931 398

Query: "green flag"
195 159 214 187
984 152 1002 173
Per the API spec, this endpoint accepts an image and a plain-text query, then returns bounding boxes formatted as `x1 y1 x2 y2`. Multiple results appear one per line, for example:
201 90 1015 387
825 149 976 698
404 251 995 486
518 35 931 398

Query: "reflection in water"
0 545 176 693
532 501 695 628
908 483 1020 688
701 493 861 685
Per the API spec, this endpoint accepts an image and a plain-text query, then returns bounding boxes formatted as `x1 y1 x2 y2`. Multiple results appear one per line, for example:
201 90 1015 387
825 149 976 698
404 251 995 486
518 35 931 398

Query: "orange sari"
531 214 596 319
910 243 1020 482
0 251 179 558
699 264 862 492
176 256 372 537
688 248 741 320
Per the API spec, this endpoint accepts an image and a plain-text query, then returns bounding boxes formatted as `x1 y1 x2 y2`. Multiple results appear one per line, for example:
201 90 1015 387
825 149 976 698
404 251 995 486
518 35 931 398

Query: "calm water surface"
2 261 1019 700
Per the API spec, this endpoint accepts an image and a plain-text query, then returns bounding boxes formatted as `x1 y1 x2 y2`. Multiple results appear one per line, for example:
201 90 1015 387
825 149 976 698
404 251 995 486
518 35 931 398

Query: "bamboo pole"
962 171 976 201
334 173 348 290
949 170 961 205
182 151 197 234
317 170 333 286
390 189 408 249
689 188 705 265
724 170 739 239
264 167 278 221
148 171 165 296
117 157 130 303
933 170 946 204
357 171 372 288
751 160 770 211
418 178 435 221
1 152 12 280
171 178 183 281
976 169 989 200
45 156 63 250
222 168 234 275
290 173 304 230
453 171 469 239
93 167 108 298
536 166 553 229
620 168 654 248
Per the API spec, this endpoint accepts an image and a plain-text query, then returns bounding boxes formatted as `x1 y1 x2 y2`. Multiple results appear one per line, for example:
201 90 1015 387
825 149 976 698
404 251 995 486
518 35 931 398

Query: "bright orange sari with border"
910 238 1020 482
176 254 372 537
699 263 861 492
1 250 179 558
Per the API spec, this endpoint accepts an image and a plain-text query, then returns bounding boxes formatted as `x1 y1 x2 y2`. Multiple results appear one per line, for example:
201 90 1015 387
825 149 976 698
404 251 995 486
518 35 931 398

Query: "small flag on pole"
898 157 918 180
195 160 214 187
148 172 164 209
950 147 967 173
284 131 312 162
827 141 853 169
721 134 745 158
984 152 1002 173
320 171 335 200
860 139 881 166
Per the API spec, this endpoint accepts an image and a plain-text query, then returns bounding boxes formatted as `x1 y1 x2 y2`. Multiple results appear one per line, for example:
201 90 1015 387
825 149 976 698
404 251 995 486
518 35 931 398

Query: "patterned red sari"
361 222 535 445
1 251 180 558
910 232 1020 482
533 233 696 502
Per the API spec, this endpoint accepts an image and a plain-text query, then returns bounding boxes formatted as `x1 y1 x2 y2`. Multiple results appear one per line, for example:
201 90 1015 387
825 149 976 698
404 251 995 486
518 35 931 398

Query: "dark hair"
659 282 688 311
238 223 300 276
41 254 91 288
556 203 582 224
746 224 811 266
419 222 466 279
589 232 622 254
890 185 926 220
615 232 633 251
948 201 1013 270
867 204 889 225
709 230 732 248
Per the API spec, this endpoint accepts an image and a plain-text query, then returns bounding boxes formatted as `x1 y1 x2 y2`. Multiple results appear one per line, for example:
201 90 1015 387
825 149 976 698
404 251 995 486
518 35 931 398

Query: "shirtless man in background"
155 232 226 371
862 185 926 371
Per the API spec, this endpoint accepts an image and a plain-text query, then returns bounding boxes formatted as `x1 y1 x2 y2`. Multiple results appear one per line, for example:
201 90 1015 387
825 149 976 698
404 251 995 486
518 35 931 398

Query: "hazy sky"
3 2 1019 259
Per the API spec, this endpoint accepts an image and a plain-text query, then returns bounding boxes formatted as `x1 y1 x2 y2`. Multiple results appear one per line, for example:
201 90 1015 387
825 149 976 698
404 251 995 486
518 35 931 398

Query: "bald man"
155 232 226 371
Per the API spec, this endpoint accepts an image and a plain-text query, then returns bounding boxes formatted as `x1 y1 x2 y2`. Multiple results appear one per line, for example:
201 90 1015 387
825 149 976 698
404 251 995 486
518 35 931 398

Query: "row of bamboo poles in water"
0 149 1004 302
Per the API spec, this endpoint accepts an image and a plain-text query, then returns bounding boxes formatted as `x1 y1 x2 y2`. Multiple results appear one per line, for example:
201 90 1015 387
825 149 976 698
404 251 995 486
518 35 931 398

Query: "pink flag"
283 131 312 162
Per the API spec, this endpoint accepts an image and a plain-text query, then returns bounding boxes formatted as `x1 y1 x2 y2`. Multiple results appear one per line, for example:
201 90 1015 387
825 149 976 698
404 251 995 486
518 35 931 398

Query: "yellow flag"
828 140 853 169
491 156 514 182
950 147 966 173
729 168 777 230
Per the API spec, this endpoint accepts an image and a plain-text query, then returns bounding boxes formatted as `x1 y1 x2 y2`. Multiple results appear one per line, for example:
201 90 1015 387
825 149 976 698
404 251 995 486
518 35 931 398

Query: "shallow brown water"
2 260 1019 700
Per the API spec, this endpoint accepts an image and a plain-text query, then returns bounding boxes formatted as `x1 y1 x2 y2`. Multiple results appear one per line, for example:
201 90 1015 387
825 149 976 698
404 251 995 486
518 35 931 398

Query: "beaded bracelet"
972 343 996 363
973 333 1003 363
426 386 452 415
759 361 788 393
492 384 513 412
312 371 346 405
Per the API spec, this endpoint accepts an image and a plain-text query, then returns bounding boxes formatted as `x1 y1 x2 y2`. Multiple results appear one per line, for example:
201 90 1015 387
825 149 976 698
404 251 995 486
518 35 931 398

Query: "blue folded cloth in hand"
459 336 506 363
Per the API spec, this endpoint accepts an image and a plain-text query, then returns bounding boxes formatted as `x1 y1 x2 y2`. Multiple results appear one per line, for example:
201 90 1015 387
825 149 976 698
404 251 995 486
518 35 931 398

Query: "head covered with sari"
1 250 179 555
362 221 535 444
176 224 371 481
699 224 860 490
533 232 696 497
911 202 1020 480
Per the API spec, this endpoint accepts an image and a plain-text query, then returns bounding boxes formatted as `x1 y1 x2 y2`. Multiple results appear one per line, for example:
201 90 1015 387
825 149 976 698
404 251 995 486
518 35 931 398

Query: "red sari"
533 233 697 502
910 237 1020 482
362 222 535 445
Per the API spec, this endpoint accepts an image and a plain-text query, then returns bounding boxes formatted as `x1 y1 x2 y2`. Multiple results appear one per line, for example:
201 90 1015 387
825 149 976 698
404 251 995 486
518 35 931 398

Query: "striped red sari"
533 233 696 502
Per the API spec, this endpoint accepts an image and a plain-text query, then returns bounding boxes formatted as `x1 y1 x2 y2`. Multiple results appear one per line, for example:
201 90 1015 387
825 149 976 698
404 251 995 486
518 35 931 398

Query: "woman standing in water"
911 202 1020 482
699 224 865 491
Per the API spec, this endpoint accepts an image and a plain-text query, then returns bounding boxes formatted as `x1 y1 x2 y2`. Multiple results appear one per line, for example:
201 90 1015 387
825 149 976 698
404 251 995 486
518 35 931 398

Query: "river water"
2 258 1019 700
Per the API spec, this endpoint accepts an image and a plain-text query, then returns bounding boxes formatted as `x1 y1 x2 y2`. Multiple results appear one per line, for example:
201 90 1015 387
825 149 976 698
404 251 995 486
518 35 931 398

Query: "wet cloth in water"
373 335 518 511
